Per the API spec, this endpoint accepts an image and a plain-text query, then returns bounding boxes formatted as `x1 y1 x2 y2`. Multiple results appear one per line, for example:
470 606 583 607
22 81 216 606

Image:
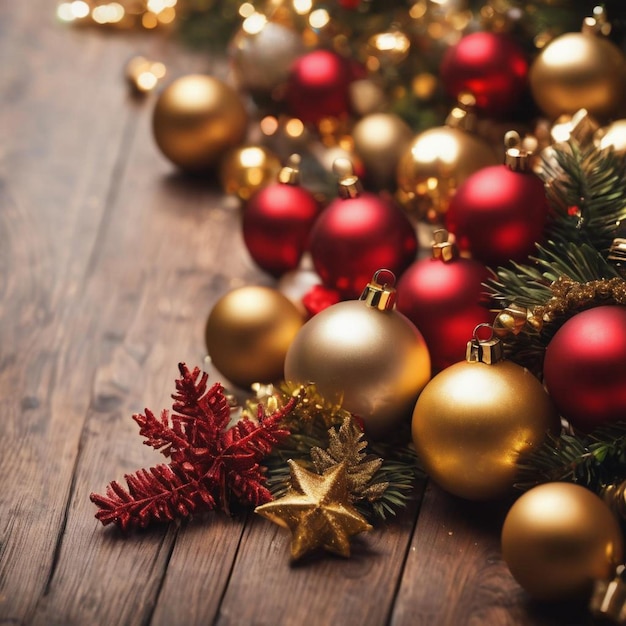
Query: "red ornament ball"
396 254 492 373
243 183 320 277
543 306 626 432
309 193 417 299
445 165 548 267
440 32 528 117
286 50 356 124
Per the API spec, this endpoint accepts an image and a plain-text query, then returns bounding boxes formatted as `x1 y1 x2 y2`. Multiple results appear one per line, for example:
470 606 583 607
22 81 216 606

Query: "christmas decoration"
277 264 323 316
412 328 558 501
589 564 626 624
445 131 549 267
284 270 431 440
440 31 529 118
351 112 413 190
255 460 372 560
90 364 294 531
254 382 422 522
220 144 282 201
57 0 178 29
396 97 499 221
285 49 359 125
205 286 303 389
501 482 624 601
309 159 417 299
515 421 626 493
152 74 248 173
596 119 626 155
396 229 492 373
242 155 321 277
529 10 626 121
229 19 306 95
543 305 626 431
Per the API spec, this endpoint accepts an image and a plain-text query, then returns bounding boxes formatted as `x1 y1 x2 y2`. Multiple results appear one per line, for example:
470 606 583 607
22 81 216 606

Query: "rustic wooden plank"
390 483 591 626
0 2 248 623
213 483 425 626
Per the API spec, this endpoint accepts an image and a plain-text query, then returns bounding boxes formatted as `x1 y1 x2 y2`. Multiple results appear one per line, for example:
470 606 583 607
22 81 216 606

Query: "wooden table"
0 3 592 624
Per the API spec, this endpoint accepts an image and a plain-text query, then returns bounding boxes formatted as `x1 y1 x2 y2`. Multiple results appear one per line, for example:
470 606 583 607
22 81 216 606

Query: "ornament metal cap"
504 131 532 172
590 564 626 623
466 324 504 364
445 92 477 132
333 157 363 199
277 153 301 185
359 269 397 311
431 229 457 262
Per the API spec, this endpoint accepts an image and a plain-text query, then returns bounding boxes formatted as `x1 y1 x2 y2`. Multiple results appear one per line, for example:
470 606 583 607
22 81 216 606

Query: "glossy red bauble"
285 50 356 124
440 31 528 117
309 193 417 299
396 256 492 373
242 183 320 277
445 165 548 267
543 306 626 432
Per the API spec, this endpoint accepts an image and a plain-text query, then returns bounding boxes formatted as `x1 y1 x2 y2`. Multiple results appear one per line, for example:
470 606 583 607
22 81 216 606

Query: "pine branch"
515 421 626 494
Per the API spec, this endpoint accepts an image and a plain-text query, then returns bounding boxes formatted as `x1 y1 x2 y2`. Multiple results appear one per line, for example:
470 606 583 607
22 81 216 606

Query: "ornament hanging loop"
360 269 397 311
466 323 504 364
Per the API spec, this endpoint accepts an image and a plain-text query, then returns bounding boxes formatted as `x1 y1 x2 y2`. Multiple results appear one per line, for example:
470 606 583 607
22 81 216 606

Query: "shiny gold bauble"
205 286 303 389
152 74 248 173
529 32 626 121
396 126 498 221
219 145 282 201
352 113 414 190
284 299 431 440
596 119 626 155
412 360 558 500
502 482 624 601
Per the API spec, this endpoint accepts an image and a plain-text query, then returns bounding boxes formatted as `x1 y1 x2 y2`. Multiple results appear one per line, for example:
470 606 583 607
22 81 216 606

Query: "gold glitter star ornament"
255 460 372 560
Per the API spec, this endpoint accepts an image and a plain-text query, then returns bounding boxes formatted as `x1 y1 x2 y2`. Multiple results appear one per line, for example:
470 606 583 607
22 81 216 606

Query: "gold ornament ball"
152 74 249 173
220 145 282 201
352 113 414 190
412 360 558 500
396 126 498 221
205 286 303 389
502 482 624 601
596 119 626 155
284 300 431 440
529 32 626 121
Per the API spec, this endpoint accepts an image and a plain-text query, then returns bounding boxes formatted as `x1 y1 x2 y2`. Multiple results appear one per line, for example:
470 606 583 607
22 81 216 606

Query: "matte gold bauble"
284 271 431 440
529 31 626 121
205 286 303 389
152 74 248 173
412 335 558 500
396 124 498 221
219 145 282 201
352 113 413 190
502 482 624 601
596 119 626 155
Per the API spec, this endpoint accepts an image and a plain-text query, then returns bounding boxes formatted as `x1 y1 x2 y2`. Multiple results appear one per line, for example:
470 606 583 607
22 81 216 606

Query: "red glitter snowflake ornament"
90 363 294 532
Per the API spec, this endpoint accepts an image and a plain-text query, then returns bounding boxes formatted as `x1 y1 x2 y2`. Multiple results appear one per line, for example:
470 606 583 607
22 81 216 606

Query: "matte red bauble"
285 50 357 124
445 162 548 267
243 159 320 277
543 306 626 431
396 230 492 373
440 32 528 117
309 166 417 299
